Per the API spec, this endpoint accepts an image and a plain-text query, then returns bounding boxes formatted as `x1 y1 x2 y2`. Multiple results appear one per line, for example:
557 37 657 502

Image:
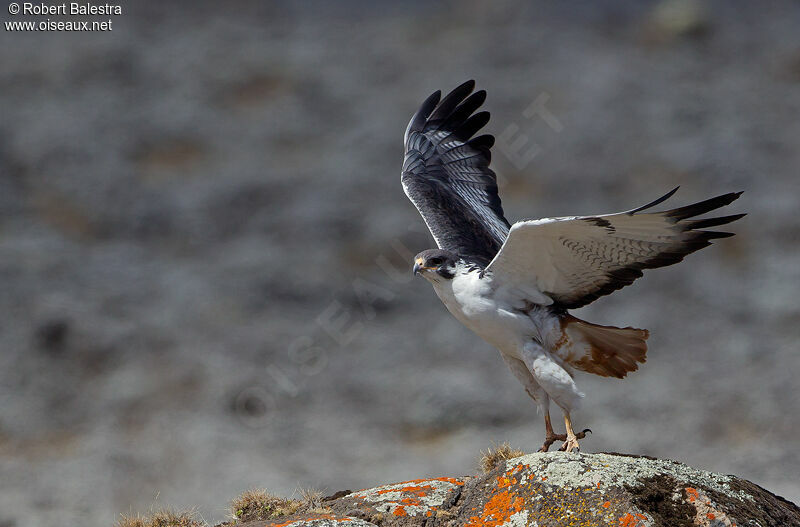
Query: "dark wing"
402 80 511 266
485 188 745 309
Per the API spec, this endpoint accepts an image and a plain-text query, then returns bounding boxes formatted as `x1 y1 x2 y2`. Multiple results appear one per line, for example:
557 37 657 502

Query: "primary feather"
402 80 510 266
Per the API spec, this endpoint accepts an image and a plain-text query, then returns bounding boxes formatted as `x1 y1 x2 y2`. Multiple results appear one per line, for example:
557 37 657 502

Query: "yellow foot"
559 436 580 452
558 429 591 453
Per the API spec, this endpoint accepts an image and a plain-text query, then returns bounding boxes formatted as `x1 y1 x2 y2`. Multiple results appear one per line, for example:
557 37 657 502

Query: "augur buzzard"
403 81 744 452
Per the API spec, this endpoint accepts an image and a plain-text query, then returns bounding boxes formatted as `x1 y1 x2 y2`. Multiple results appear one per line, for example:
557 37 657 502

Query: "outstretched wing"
402 80 511 266
485 188 745 309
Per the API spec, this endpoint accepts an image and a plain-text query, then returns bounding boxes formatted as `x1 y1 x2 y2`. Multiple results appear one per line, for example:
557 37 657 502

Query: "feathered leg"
520 341 591 452
501 354 565 451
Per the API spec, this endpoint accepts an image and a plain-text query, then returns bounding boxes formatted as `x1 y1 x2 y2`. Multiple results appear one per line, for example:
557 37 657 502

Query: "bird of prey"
402 80 744 452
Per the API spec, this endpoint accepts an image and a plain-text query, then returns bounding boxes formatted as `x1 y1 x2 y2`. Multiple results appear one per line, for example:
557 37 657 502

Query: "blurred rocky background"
0 1 798 526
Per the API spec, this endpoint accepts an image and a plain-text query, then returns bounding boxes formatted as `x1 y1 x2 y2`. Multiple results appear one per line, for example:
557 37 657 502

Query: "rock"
237 453 799 527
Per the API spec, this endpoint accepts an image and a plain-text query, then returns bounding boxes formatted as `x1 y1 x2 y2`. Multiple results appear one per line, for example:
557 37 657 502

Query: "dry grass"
229 488 301 522
479 442 525 473
298 486 330 513
299 487 322 508
118 487 330 526
116 509 204 527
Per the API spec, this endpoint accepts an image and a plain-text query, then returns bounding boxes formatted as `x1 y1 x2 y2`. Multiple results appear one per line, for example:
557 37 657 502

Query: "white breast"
429 267 539 356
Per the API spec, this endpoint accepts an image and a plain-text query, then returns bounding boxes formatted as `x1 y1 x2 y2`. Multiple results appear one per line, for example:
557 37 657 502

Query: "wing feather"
402 80 510 265
485 190 744 308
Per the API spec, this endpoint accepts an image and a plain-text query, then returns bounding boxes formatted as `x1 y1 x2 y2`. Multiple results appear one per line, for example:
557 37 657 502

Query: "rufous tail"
559 314 649 378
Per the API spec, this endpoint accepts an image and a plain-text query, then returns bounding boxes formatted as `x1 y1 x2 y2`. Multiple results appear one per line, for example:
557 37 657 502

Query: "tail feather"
559 314 649 379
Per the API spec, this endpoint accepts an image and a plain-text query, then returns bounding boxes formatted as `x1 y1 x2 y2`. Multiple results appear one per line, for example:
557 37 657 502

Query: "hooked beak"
413 260 435 276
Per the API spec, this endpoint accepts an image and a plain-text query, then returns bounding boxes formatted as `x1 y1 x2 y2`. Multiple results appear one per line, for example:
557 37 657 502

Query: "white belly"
430 270 538 356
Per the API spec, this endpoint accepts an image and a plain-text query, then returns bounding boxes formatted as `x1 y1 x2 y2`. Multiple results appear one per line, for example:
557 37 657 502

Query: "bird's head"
413 249 458 281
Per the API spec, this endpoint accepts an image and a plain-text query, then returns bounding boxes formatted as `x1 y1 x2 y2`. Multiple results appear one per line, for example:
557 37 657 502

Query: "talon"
559 437 581 453
539 433 567 452
575 428 592 439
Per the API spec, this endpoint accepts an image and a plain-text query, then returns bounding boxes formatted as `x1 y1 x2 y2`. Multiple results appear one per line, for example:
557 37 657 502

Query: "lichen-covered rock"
238 453 799 527
451 452 799 527
250 515 377 527
339 477 465 521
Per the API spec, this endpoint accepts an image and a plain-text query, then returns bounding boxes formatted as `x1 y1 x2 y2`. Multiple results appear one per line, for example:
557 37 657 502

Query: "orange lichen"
464 465 529 527
618 512 647 527
602 501 611 508
685 487 699 502
465 491 524 527
683 486 737 527
496 475 511 487
370 480 458 497
353 476 463 498
350 477 465 519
